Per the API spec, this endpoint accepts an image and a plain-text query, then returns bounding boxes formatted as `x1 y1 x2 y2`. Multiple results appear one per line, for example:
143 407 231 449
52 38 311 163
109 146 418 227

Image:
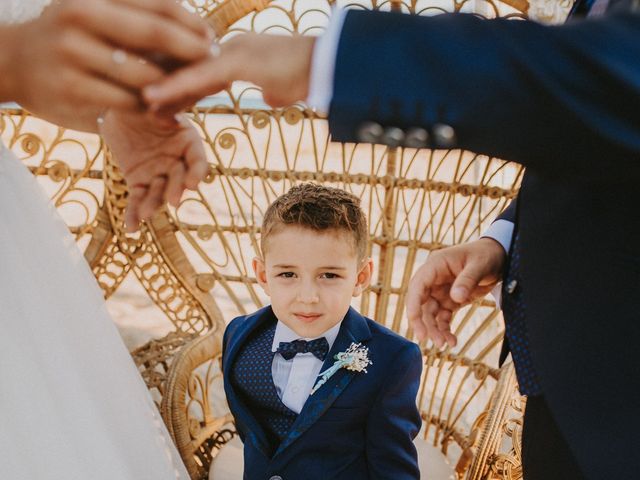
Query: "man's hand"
99 110 208 232
143 34 316 113
406 238 507 347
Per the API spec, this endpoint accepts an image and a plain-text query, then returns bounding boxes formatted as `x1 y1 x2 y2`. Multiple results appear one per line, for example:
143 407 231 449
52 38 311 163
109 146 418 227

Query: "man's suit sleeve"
329 9 640 180
365 343 422 479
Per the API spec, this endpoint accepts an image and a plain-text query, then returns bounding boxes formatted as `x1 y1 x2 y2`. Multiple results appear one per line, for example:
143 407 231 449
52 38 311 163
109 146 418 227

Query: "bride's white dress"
0 2 190 479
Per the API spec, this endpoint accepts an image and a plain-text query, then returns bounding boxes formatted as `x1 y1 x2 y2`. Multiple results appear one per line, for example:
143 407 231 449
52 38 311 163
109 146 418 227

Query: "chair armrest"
462 362 525 480
161 329 235 480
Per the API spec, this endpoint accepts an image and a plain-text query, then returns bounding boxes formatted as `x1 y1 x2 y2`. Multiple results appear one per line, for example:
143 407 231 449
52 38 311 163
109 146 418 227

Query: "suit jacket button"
356 122 384 144
404 127 429 148
506 279 518 294
381 126 405 147
269 476 283 480
432 123 456 148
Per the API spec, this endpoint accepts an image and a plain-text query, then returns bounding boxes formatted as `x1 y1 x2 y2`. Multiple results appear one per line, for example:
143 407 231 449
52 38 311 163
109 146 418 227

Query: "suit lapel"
223 306 275 457
273 307 372 457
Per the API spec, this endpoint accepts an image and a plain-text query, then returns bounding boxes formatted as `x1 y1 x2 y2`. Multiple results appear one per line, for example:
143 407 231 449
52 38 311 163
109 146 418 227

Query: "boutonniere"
310 342 372 395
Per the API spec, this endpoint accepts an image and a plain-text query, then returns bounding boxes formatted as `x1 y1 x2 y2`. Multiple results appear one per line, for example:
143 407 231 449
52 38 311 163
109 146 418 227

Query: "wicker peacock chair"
0 0 577 478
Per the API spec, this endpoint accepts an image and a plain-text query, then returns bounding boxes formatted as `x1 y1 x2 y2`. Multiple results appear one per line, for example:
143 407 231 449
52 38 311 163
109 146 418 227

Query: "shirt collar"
271 318 342 353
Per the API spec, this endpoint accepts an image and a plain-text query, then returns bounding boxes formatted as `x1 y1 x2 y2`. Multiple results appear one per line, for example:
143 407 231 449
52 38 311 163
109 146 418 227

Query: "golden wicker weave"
0 0 565 478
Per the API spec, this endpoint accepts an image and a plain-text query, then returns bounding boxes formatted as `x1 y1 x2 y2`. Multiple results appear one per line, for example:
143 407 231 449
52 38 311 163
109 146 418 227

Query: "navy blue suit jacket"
222 306 422 479
329 7 640 480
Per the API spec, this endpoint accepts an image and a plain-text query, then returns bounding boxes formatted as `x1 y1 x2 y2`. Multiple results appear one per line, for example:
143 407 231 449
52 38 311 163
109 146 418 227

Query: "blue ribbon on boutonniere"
310 342 372 395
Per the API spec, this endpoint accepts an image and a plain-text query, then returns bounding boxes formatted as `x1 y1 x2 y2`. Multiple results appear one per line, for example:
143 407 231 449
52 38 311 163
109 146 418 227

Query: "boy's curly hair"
261 183 368 260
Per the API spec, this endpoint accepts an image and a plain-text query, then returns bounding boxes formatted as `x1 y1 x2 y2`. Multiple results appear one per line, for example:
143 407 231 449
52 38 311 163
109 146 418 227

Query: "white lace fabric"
0 0 51 24
0 3 190 478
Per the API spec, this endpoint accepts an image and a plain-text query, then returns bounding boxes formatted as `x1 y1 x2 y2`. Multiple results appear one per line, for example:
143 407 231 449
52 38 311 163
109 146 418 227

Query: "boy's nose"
296 281 319 303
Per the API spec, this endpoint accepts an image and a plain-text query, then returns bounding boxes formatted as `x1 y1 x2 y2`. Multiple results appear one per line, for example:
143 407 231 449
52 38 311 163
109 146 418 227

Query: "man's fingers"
406 262 437 330
144 57 231 107
431 284 460 311
435 310 458 348
421 300 445 348
450 259 489 304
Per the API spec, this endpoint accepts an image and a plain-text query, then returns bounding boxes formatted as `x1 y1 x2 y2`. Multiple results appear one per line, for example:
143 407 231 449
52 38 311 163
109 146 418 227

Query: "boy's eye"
321 272 340 279
277 272 296 278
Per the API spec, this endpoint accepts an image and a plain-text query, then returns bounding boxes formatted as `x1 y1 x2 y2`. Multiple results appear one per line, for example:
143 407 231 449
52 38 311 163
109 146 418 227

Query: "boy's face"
254 225 372 338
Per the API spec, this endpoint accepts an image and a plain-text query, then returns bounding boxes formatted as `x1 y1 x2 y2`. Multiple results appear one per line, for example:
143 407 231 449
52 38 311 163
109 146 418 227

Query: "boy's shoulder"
223 305 273 345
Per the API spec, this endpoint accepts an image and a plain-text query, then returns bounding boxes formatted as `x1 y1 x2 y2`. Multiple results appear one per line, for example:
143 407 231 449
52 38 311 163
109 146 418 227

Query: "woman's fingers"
66 69 141 110
180 121 209 190
165 161 186 207
139 175 168 220
62 0 210 64
125 184 147 232
60 28 165 89
112 0 211 39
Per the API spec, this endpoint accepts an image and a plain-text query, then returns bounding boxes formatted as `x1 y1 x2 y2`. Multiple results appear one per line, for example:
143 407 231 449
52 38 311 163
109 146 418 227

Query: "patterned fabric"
276 337 329 361
230 322 298 450
502 233 543 395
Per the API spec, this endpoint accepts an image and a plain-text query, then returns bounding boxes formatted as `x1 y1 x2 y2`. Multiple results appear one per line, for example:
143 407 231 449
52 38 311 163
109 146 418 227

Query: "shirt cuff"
306 7 348 114
481 219 515 254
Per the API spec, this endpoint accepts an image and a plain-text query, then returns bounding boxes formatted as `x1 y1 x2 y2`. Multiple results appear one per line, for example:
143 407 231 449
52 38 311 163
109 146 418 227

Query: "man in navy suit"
222 184 422 479
146 3 640 478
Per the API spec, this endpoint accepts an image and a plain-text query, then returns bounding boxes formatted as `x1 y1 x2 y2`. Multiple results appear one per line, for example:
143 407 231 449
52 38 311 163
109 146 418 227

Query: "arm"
330 9 640 180
147 8 640 180
366 343 422 480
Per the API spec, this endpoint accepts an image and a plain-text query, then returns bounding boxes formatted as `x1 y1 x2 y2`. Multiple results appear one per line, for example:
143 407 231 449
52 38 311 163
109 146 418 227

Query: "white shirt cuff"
306 7 348 114
481 219 515 254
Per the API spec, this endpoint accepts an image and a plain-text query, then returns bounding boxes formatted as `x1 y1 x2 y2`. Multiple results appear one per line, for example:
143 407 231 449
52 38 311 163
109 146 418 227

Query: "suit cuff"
306 7 348 114
481 219 514 254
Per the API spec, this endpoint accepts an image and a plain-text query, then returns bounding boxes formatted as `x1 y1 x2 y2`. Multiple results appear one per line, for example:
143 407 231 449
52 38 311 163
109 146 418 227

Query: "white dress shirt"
481 219 514 254
271 321 342 414
482 219 515 305
306 8 347 114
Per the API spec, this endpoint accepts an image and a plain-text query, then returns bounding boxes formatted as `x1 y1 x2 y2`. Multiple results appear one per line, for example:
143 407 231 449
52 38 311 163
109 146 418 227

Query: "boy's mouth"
294 312 322 323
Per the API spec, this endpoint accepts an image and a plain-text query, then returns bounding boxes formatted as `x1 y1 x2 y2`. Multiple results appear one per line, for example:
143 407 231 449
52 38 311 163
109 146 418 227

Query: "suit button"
404 127 429 148
381 126 405 147
356 122 384 144
506 279 518 294
432 123 456 148
269 476 283 480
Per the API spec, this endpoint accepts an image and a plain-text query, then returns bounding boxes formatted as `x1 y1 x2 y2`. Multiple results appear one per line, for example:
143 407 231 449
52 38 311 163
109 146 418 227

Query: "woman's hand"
0 0 212 130
99 110 209 231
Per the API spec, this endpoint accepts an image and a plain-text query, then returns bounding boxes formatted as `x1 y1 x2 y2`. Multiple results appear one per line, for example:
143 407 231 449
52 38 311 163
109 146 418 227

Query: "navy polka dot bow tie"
277 337 329 361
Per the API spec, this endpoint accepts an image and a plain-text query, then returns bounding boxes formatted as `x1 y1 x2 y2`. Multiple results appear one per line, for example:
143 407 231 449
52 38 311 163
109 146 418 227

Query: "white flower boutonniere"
310 342 372 395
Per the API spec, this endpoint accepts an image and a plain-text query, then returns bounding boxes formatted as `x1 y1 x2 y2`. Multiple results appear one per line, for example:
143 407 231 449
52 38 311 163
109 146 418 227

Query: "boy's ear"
352 258 374 297
252 256 270 296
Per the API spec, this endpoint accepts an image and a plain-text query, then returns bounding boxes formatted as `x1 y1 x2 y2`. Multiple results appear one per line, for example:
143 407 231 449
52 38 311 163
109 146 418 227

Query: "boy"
223 183 422 479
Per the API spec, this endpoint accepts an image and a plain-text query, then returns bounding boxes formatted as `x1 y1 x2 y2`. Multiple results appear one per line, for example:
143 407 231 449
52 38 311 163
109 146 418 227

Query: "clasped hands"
22 0 316 232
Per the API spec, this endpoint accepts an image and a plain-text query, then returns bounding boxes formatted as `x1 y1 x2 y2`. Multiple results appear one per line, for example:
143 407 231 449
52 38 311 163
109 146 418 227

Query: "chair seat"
209 435 455 479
